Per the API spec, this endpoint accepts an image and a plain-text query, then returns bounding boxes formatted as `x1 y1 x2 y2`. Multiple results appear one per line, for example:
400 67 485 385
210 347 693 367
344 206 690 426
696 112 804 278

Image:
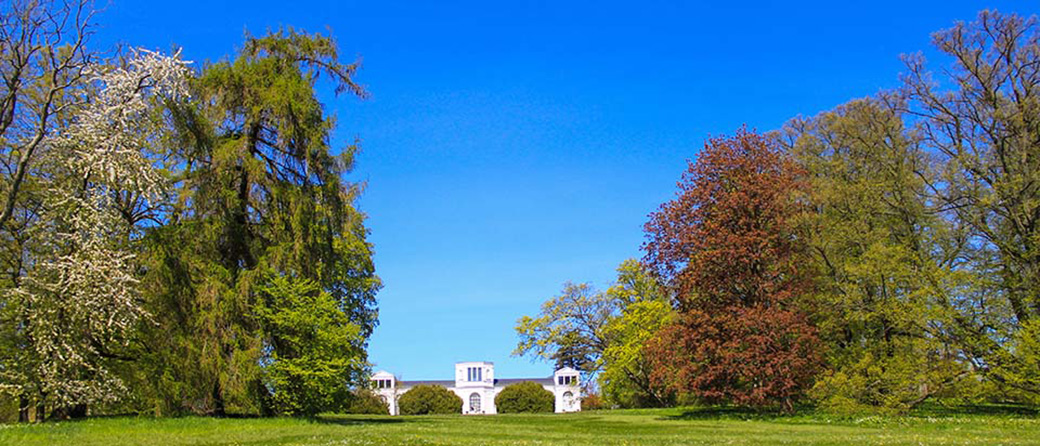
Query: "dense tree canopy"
782 99 966 413
899 11 1040 401
495 382 554 413
643 130 822 411
136 28 380 417
772 11 1040 411
397 385 462 415
2 1 1039 422
0 1 380 420
514 260 675 408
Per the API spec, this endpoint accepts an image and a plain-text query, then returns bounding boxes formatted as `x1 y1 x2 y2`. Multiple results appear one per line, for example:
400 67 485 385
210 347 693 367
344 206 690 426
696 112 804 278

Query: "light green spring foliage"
782 11 1040 410
783 98 967 413
898 11 1040 403
1006 320 1040 401
255 273 367 416
513 281 614 374
135 28 380 416
600 300 674 408
599 260 674 408
514 259 674 408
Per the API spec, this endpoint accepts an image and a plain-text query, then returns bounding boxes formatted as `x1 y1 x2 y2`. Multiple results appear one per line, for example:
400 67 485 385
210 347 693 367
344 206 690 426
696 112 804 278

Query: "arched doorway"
562 391 574 411
469 392 481 413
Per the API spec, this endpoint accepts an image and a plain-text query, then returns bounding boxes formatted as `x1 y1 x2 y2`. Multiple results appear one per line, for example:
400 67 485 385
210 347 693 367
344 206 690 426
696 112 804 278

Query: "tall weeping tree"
139 29 380 416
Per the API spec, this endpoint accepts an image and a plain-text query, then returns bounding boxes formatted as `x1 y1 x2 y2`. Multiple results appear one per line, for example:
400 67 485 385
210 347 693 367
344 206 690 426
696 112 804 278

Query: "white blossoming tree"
7 48 189 418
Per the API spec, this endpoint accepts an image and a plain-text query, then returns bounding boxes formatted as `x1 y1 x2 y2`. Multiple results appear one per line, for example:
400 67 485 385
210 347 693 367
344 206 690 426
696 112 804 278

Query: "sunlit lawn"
1 405 1038 445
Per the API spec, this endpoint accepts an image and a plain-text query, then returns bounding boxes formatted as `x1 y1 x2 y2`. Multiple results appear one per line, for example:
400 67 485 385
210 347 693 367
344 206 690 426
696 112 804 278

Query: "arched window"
469 393 481 413
562 391 574 410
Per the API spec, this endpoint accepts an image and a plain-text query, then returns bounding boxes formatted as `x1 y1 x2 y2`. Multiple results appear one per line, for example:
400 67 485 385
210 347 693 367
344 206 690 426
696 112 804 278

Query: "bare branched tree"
0 0 96 231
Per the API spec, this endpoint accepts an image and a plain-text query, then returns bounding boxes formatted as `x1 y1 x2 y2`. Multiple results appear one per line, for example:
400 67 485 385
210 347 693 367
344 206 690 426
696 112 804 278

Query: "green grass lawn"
1 406 1038 445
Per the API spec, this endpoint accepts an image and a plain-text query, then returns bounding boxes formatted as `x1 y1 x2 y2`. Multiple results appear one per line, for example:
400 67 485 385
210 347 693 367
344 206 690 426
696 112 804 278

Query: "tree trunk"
17 393 30 423
212 379 226 417
68 403 88 419
50 403 88 420
254 377 274 417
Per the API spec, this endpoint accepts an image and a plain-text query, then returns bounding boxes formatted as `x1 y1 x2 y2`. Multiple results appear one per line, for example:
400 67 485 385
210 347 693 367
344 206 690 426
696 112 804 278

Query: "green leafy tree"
643 130 822 412
137 28 379 416
898 10 1040 401
255 273 369 416
599 260 674 408
346 389 388 415
514 260 674 408
514 282 614 375
600 300 674 408
782 98 968 413
397 385 462 415
495 382 554 413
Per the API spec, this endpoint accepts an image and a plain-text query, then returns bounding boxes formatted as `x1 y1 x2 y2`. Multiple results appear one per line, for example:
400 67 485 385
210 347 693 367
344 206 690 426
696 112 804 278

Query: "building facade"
371 361 581 415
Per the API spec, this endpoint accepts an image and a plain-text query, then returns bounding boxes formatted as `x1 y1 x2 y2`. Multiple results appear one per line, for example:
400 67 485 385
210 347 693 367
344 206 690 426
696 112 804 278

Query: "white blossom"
56 48 191 203
9 48 191 408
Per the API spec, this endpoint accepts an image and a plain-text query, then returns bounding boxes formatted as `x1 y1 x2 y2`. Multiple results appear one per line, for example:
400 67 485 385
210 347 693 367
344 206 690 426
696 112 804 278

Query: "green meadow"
2 407 1038 446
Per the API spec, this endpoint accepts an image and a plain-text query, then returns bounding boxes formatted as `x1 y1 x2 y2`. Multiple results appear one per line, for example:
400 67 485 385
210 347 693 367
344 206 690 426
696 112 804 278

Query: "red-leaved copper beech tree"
643 129 821 411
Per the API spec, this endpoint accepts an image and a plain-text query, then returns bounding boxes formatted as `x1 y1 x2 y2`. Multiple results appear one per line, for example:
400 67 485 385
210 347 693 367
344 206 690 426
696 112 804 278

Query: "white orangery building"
371 362 582 415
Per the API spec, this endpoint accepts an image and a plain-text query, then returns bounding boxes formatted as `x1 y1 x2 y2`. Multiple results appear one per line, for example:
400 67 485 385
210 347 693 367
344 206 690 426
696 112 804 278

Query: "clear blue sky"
94 0 1035 380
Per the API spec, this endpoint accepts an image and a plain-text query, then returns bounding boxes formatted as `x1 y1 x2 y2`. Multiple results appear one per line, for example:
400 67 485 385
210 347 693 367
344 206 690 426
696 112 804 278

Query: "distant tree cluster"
514 260 674 408
397 385 462 415
346 390 390 415
495 382 554 413
0 0 380 420
516 10 1040 413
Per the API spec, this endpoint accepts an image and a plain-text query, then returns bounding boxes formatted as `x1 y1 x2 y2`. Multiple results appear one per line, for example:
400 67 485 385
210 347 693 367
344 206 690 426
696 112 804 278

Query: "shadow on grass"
314 415 420 426
660 402 1038 422
909 403 1038 417
661 405 811 421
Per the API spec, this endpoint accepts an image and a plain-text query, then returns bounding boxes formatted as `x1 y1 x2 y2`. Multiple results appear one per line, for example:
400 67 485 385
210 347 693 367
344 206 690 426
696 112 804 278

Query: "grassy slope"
1 407 1038 446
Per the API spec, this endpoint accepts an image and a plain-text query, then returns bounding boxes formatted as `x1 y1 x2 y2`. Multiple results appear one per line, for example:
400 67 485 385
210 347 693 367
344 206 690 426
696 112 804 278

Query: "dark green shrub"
495 382 554 413
346 389 389 415
0 395 17 423
398 385 462 415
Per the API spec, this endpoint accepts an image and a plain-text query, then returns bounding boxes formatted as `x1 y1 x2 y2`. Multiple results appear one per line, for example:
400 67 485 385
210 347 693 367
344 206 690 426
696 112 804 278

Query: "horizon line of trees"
515 9 1040 414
